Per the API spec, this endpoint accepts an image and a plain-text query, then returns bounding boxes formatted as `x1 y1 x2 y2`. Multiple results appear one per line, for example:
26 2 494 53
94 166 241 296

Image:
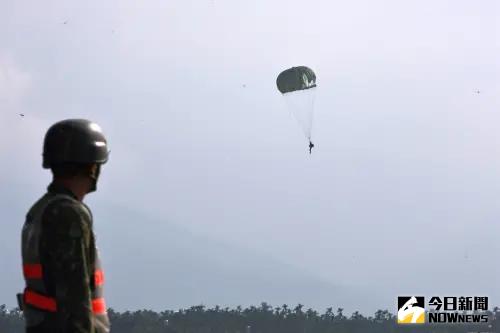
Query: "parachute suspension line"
282 88 316 141
307 88 316 142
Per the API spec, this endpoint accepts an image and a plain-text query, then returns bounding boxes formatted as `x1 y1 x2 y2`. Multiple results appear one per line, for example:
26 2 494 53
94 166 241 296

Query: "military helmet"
42 119 109 168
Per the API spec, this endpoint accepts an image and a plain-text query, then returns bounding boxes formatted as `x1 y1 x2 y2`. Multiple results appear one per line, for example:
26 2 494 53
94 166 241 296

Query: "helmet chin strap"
87 164 101 193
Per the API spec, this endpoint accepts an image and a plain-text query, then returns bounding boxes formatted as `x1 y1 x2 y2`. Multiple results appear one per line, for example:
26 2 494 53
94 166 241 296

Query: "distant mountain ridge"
92 201 379 313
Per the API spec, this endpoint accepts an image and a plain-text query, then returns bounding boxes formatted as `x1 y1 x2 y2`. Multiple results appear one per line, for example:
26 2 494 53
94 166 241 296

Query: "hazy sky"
1 0 500 312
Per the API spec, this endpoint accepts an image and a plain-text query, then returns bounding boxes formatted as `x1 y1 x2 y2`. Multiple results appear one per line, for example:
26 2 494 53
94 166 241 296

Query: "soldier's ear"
89 164 98 179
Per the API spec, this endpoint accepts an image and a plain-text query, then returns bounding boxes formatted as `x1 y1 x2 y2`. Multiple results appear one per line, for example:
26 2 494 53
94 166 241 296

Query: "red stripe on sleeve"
92 298 107 314
94 270 105 286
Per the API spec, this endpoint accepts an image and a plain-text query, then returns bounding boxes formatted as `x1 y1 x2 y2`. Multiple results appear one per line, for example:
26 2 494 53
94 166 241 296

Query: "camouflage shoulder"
42 198 92 239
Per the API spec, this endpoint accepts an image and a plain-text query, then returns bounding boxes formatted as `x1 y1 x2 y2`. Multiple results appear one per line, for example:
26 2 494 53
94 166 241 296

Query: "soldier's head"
43 119 109 196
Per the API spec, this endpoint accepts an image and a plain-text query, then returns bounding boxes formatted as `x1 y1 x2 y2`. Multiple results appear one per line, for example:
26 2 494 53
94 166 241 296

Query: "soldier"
309 140 314 154
20 119 111 332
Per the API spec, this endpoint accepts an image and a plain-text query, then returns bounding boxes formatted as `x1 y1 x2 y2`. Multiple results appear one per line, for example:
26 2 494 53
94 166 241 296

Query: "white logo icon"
398 296 425 323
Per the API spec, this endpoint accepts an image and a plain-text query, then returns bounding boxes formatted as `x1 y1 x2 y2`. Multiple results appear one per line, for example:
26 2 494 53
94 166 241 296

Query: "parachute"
276 66 316 94
276 66 317 141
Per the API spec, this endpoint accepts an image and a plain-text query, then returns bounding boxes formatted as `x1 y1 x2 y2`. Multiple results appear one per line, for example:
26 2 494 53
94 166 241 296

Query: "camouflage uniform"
22 182 110 333
21 119 111 333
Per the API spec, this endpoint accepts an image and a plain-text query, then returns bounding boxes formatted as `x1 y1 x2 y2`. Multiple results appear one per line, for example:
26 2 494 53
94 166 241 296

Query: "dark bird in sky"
19 113 24 117
476 90 481 94
63 21 68 25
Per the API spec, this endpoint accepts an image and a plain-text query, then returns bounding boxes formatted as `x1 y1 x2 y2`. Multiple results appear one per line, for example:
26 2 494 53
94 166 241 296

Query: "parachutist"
277 66 317 145
309 141 314 154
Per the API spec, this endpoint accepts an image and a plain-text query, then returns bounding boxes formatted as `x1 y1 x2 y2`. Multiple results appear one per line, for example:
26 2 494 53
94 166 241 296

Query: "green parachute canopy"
276 66 316 94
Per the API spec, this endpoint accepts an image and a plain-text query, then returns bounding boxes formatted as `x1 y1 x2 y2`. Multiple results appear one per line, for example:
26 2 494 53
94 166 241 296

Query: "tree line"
1 303 498 332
